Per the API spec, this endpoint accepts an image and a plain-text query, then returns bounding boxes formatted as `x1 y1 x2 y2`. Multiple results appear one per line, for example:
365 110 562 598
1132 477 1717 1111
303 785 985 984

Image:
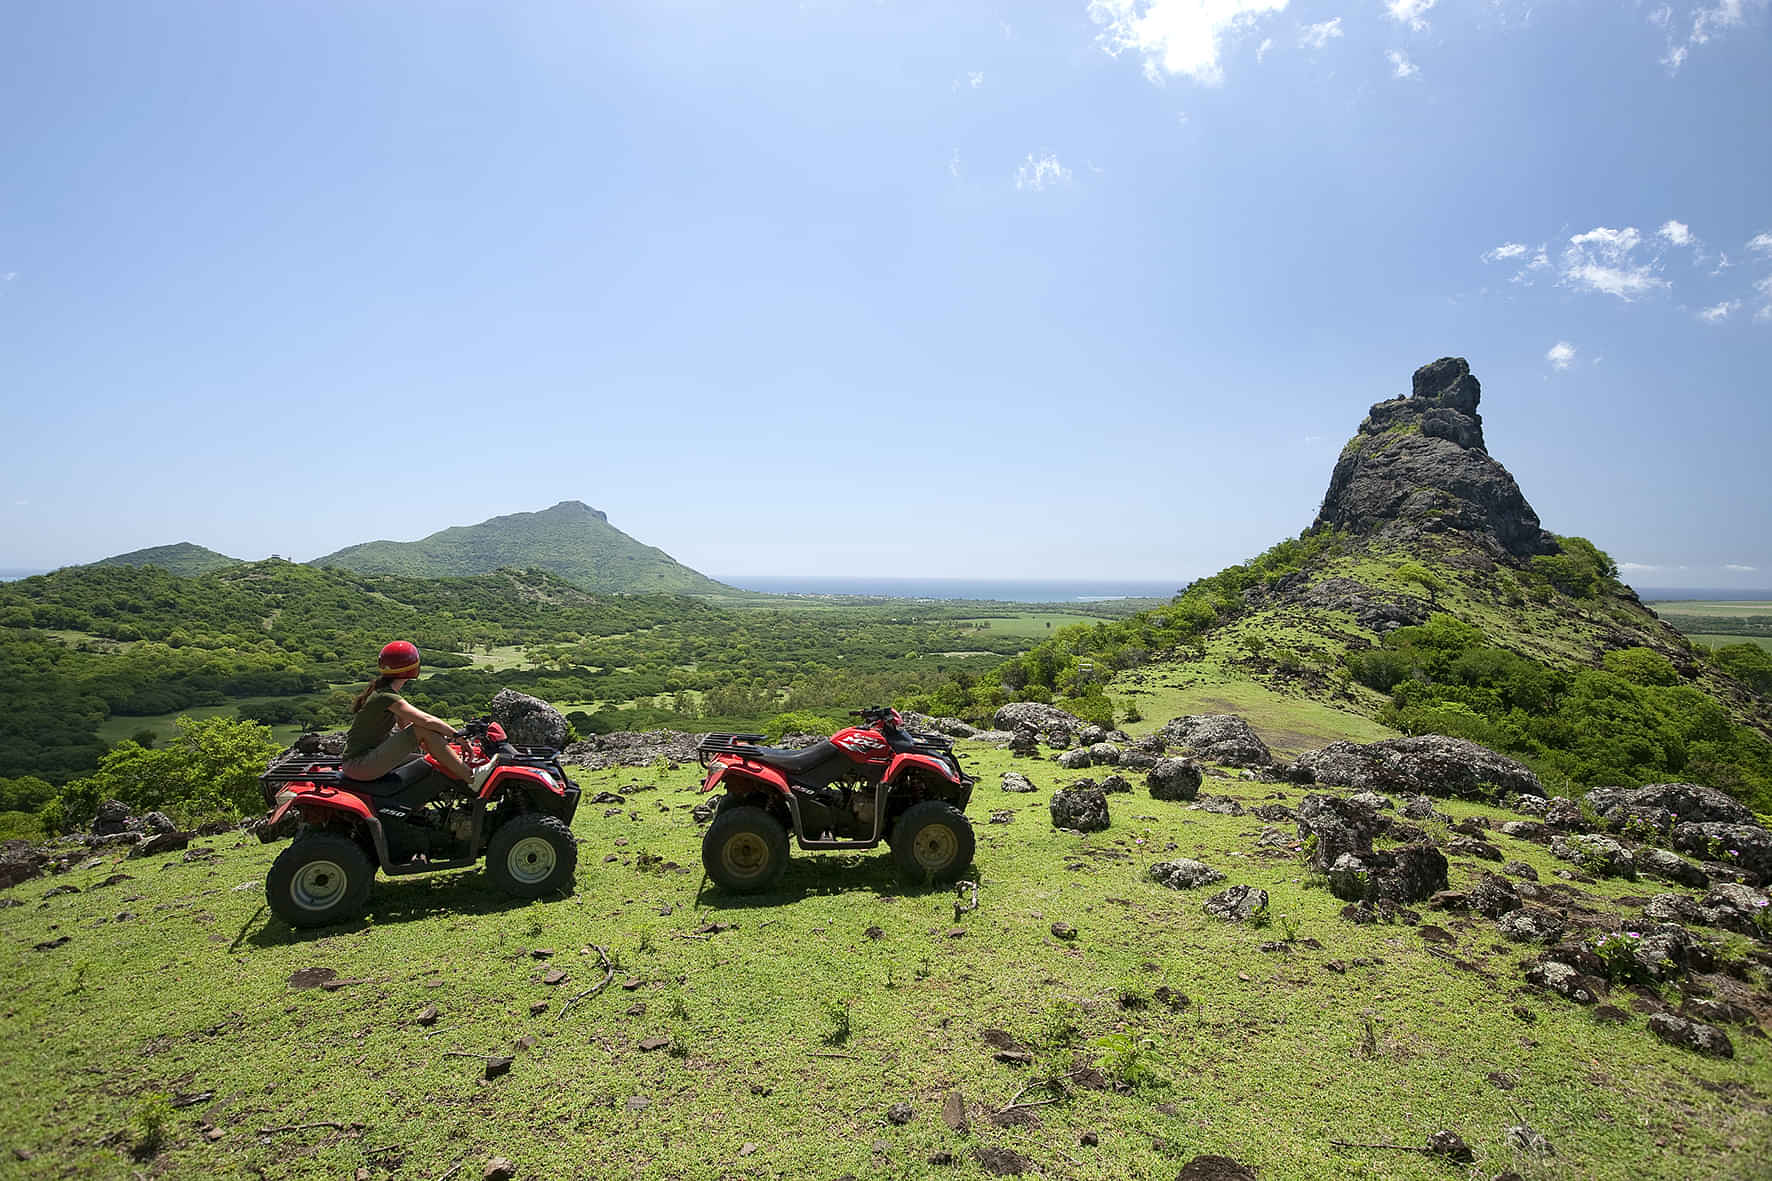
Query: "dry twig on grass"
254 1121 363 1137
557 944 615 1020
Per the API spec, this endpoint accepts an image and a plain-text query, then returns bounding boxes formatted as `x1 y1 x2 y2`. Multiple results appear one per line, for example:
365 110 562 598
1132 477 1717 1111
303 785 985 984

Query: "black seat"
744 740 843 774
336 757 441 796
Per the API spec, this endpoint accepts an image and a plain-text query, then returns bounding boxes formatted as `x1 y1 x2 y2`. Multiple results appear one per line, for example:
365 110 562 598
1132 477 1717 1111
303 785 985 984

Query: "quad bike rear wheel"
702 805 789 894
890 801 975 885
267 831 374 928
486 813 578 898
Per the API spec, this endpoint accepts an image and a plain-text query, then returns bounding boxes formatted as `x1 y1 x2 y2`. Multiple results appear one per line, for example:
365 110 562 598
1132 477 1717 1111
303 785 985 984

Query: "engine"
380 798 476 864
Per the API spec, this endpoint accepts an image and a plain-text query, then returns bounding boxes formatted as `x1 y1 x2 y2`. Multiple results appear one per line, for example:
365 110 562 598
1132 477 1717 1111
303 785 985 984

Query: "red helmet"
378 640 421 679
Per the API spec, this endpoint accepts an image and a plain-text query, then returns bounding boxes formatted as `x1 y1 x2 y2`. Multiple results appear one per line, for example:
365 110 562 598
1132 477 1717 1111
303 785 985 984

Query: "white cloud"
1299 17 1343 48
969 72 984 88
1662 0 1763 72
1387 49 1419 78
948 149 961 178
1484 242 1529 261
1257 36 1274 61
1748 232 1772 253
1649 4 1673 27
1559 226 1668 300
1619 561 1687 574
1016 152 1072 192
1658 219 1694 246
1699 300 1741 321
1 272 14 281
1758 306 1772 323
1546 341 1577 370
1089 0 1291 87
1386 0 1436 31
1725 563 1758 572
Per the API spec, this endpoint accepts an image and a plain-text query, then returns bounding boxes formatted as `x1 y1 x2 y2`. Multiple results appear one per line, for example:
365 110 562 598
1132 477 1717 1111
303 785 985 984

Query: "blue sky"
2 1 1768 588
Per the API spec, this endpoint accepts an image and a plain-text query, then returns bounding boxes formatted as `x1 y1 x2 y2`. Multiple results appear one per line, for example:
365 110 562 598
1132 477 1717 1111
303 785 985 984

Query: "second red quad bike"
696 707 976 893
257 719 581 928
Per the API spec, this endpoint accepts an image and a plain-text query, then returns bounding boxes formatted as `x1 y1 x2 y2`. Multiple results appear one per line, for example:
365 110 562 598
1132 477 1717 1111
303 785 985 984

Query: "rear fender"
288 783 375 822
701 758 790 798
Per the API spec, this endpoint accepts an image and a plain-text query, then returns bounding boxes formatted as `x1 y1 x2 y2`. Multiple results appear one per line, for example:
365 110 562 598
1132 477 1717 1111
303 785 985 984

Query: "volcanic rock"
1000 771 1037 793
1586 783 1757 828
1050 788 1109 833
491 689 569 750
1291 734 1543 800
993 702 1083 734
1146 758 1203 802
1156 714 1273 768
1647 1013 1734 1058
1202 884 1269 923
1311 357 1557 559
1148 859 1226 891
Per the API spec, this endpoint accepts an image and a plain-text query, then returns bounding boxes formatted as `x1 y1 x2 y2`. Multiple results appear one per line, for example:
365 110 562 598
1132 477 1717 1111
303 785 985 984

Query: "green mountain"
311 500 727 595
985 358 1772 810
90 542 243 576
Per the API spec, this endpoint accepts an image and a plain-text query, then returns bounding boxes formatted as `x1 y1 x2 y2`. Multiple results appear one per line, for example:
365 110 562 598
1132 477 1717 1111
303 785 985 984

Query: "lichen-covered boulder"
1097 774 1132 794
1087 742 1121 766
1550 833 1633 878
1543 797 1587 830
1050 787 1110 833
491 688 569 750
1295 794 1390 871
1698 883 1771 937
1158 714 1274 768
1291 734 1543 800
1586 783 1757 829
1000 771 1038 793
1499 908 1564 943
1202 884 1269 922
1056 748 1093 770
1147 758 1203 802
1324 845 1448 904
1469 872 1523 918
1648 1013 1734 1058
1008 726 1039 758
1149 859 1226 890
993 702 1084 734
1673 823 1771 882
1634 847 1709 889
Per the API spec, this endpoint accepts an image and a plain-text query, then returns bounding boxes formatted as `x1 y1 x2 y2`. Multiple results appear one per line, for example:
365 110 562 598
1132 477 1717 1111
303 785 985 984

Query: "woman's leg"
416 728 473 782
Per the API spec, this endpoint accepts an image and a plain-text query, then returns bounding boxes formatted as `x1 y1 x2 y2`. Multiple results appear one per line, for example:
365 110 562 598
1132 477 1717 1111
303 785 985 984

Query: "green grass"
1113 677 1398 755
96 701 307 749
1688 634 1772 653
1647 601 1772 618
4 742 1767 1179
952 613 1108 640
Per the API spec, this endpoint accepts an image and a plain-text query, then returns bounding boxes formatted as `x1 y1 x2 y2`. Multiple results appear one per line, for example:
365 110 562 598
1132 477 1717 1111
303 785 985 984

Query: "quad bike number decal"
834 732 887 753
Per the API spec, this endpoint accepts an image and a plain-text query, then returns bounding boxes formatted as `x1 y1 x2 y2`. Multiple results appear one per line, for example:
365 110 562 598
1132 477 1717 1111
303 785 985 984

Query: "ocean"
716 576 1183 603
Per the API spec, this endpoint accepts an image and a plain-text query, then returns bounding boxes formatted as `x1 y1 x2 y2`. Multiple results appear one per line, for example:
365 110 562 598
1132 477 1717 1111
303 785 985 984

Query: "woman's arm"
387 697 459 736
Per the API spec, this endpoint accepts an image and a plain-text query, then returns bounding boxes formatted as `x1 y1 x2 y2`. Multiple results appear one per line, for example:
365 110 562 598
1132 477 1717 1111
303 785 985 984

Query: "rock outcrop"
1313 357 1558 559
562 730 701 770
491 689 569 750
1291 734 1543 800
1157 714 1273 768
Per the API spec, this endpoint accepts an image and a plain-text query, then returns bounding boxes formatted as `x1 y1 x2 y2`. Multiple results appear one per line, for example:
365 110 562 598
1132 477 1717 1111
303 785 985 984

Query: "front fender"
702 758 791 797
884 752 962 786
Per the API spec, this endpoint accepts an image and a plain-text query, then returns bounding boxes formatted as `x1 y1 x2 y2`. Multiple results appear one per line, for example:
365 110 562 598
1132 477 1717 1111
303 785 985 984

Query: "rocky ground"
3 703 1769 1179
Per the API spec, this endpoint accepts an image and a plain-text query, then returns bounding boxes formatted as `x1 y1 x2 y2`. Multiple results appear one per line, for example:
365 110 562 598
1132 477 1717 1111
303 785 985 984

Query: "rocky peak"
548 500 608 522
1313 358 1557 559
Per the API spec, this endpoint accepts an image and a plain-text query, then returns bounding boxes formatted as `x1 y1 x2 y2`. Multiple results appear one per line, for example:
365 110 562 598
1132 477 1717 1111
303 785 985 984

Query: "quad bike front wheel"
267 832 374 928
890 801 975 885
486 814 578 898
702 805 789 894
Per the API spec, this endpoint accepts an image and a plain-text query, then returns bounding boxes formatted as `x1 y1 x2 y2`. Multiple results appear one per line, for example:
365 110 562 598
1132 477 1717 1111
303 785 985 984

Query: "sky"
1 0 1768 589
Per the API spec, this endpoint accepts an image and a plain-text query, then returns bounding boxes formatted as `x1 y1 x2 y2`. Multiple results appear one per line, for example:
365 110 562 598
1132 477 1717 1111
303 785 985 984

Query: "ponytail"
351 674 401 713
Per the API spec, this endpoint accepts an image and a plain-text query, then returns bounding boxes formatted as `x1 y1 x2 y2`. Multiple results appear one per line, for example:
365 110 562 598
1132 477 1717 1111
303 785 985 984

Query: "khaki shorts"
341 728 422 780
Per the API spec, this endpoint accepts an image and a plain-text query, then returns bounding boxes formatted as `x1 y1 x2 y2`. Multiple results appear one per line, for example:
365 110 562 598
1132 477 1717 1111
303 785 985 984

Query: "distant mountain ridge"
90 542 243 576
311 501 726 595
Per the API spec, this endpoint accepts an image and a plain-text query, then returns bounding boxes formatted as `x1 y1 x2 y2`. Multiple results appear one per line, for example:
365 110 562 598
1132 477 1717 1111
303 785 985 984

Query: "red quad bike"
258 719 582 928
696 707 976 893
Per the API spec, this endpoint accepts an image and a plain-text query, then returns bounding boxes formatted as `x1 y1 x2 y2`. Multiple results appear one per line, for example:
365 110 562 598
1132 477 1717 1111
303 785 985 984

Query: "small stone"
483 1155 517 1180
530 948 554 959
887 1102 914 1125
1647 1013 1734 1058
865 926 884 940
625 1095 650 1111
529 1001 548 1016
416 1005 439 1026
541 969 568 986
621 977 643 990
942 1091 967 1131
1080 1131 1099 1147
288 967 337 989
484 1056 513 1080
1425 1130 1473 1163
947 927 966 939
1050 922 1077 940
638 1036 670 1052
739 1143 757 1157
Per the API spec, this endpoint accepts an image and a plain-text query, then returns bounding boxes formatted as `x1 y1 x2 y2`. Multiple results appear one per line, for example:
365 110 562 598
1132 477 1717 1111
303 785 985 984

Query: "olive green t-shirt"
344 690 403 761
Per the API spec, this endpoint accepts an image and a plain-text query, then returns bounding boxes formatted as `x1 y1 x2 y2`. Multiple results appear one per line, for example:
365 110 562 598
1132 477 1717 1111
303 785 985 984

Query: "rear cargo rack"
261 751 343 786
697 733 767 767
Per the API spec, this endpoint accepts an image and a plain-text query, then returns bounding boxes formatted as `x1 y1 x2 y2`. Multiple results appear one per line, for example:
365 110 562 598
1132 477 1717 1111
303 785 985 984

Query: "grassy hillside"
4 742 1767 1180
312 501 727 595
90 542 243 576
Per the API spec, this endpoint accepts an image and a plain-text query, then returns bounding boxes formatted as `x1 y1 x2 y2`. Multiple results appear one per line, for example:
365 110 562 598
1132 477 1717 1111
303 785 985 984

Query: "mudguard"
286 783 376 822
701 758 792 797
481 765 564 800
884 752 963 786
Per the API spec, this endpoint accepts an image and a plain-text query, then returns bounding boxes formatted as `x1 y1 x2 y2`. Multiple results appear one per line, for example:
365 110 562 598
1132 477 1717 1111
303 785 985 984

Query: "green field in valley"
4 738 1767 1180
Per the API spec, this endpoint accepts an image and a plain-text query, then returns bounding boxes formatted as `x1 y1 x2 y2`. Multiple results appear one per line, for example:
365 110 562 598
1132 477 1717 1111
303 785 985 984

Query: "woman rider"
341 641 474 784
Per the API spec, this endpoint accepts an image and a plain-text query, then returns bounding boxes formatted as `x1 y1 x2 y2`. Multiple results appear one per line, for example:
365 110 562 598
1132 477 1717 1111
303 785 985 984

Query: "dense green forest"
0 560 1089 789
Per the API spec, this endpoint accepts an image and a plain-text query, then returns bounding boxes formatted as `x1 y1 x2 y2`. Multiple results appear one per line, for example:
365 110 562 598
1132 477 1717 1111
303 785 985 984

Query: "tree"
1396 562 1444 607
